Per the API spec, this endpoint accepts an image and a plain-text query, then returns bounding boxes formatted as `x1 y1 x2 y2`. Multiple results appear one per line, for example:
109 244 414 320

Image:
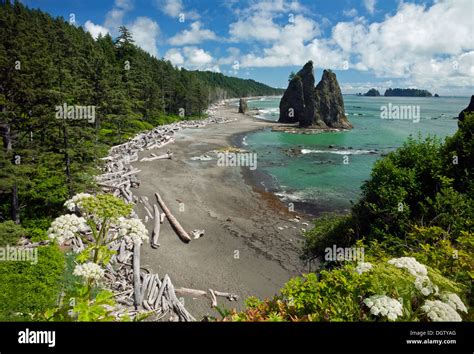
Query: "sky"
20 0 474 96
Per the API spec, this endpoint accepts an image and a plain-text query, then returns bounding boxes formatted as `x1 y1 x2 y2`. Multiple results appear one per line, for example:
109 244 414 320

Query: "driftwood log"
151 204 161 248
133 241 142 308
155 192 191 243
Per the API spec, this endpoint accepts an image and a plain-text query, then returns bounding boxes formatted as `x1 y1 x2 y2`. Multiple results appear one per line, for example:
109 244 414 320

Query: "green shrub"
231 258 469 322
0 244 65 321
0 221 26 247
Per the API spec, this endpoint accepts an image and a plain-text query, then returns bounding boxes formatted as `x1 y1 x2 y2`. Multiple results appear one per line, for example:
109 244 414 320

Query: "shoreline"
132 102 312 319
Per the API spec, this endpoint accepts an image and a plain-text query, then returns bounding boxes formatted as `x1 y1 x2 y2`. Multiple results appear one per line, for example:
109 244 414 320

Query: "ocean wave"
301 148 377 155
274 190 308 202
258 108 279 115
242 135 248 146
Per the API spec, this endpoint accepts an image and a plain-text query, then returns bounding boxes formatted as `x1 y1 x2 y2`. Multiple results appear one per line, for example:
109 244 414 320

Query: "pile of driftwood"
95 115 233 202
93 113 238 321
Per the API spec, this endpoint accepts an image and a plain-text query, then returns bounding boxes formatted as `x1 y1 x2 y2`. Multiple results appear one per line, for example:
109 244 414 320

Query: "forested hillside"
0 0 280 225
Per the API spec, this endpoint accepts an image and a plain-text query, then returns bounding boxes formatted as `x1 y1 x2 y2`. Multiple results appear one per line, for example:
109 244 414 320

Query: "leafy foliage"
229 258 468 322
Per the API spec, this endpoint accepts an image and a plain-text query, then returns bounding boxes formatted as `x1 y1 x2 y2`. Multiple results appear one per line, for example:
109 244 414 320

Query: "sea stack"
238 98 248 114
458 95 474 121
279 61 352 129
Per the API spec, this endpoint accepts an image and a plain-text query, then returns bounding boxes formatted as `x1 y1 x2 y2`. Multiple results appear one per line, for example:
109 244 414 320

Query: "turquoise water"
243 96 467 215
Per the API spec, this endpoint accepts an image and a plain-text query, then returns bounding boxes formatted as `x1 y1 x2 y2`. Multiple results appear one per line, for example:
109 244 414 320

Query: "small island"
363 88 380 96
384 88 432 97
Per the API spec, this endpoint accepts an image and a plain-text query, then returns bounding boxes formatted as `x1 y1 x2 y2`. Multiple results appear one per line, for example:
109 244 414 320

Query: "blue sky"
21 0 474 95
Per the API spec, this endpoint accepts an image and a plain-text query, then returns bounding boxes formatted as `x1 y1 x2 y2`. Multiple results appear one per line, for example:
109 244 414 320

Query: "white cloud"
84 0 130 38
183 46 213 66
129 17 160 57
229 0 310 42
157 0 200 20
115 0 133 11
229 16 281 42
103 0 134 33
330 0 474 88
169 21 217 46
343 8 358 17
165 46 220 72
239 0 306 16
104 8 126 33
238 15 331 68
164 48 184 65
234 0 473 91
364 0 376 15
84 20 110 39
161 0 183 17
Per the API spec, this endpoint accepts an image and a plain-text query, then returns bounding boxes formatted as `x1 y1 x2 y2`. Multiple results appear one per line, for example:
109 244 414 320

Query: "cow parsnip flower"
118 217 149 245
64 193 93 211
73 262 105 283
421 300 462 322
363 295 403 321
439 293 468 313
47 214 89 244
387 257 427 277
355 262 373 275
414 276 439 296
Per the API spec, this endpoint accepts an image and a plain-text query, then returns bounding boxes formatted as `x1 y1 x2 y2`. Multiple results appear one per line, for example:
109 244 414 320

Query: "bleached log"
139 152 173 162
175 287 208 297
166 279 195 321
133 241 142 308
140 273 153 303
154 274 170 309
143 205 153 219
155 192 191 243
209 289 218 308
213 290 239 301
151 205 161 248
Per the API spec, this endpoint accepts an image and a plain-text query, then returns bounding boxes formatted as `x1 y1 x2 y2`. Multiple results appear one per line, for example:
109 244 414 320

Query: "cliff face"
458 95 474 121
279 61 352 129
311 70 353 129
279 77 304 123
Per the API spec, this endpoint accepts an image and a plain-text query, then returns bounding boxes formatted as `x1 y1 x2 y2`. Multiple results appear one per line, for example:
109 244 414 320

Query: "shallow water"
243 95 467 214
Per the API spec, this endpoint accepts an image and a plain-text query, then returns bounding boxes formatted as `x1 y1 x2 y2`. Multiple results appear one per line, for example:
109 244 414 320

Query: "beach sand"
132 102 310 319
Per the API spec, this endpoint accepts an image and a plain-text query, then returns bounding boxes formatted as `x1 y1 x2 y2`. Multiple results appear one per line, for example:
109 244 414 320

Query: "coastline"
132 102 311 319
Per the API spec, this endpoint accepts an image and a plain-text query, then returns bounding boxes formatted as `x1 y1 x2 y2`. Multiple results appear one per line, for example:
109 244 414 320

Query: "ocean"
239 95 468 216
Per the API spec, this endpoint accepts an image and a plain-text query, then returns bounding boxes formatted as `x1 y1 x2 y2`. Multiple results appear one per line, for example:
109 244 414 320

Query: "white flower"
414 276 438 296
421 300 462 322
47 214 89 244
355 262 373 275
363 295 403 321
118 217 149 245
440 293 468 313
64 193 93 211
73 262 105 283
387 257 427 277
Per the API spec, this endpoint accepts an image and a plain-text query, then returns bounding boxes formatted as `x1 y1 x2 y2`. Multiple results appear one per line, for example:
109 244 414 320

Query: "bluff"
279 61 352 129
458 95 474 121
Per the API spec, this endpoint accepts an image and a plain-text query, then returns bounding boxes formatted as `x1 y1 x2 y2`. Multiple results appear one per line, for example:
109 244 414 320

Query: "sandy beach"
132 101 310 318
